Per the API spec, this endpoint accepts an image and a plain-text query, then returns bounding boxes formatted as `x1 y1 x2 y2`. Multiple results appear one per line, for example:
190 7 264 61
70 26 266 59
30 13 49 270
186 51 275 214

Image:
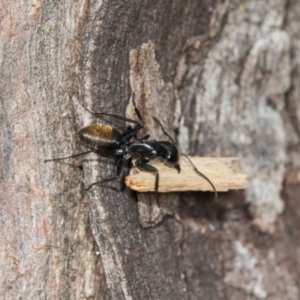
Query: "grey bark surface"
1 0 300 299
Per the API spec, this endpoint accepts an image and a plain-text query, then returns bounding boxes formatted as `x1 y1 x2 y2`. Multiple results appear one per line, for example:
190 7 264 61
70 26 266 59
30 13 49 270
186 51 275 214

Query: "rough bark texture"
1 0 300 299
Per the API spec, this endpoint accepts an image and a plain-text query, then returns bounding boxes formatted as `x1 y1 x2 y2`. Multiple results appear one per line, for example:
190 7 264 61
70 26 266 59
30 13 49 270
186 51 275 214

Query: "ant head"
159 141 180 168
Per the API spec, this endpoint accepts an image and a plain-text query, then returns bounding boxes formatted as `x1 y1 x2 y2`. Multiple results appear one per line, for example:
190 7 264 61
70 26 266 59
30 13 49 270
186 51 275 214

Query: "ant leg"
120 123 143 141
135 157 160 206
85 109 144 142
120 159 131 191
87 94 146 140
44 151 93 162
120 97 146 141
131 95 143 124
85 158 124 191
85 94 145 142
86 110 143 127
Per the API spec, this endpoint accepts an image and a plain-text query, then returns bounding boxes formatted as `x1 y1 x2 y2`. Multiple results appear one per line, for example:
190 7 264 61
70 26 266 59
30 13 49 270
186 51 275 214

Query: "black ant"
45 100 217 201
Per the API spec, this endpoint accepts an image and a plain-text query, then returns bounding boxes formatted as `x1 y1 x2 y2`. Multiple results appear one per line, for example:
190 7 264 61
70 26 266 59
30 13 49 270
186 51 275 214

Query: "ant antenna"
152 117 175 144
180 153 217 198
153 116 217 198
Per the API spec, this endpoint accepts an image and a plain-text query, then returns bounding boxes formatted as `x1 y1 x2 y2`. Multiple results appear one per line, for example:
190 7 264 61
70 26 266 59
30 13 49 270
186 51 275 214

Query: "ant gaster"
45 99 217 201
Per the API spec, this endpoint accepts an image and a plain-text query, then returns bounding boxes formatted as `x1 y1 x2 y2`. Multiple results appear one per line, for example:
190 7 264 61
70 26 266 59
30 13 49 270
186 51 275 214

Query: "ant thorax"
116 149 124 156
116 145 132 160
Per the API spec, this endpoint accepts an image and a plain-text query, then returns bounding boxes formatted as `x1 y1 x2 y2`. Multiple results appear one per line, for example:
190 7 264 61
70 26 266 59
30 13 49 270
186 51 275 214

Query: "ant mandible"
45 98 217 201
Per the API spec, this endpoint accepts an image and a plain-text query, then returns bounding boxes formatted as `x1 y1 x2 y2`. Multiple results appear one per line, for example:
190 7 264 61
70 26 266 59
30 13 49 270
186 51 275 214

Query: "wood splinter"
125 157 247 193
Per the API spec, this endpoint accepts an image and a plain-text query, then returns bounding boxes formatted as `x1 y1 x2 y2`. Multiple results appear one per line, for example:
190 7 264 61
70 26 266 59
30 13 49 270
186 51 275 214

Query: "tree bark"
1 0 300 299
